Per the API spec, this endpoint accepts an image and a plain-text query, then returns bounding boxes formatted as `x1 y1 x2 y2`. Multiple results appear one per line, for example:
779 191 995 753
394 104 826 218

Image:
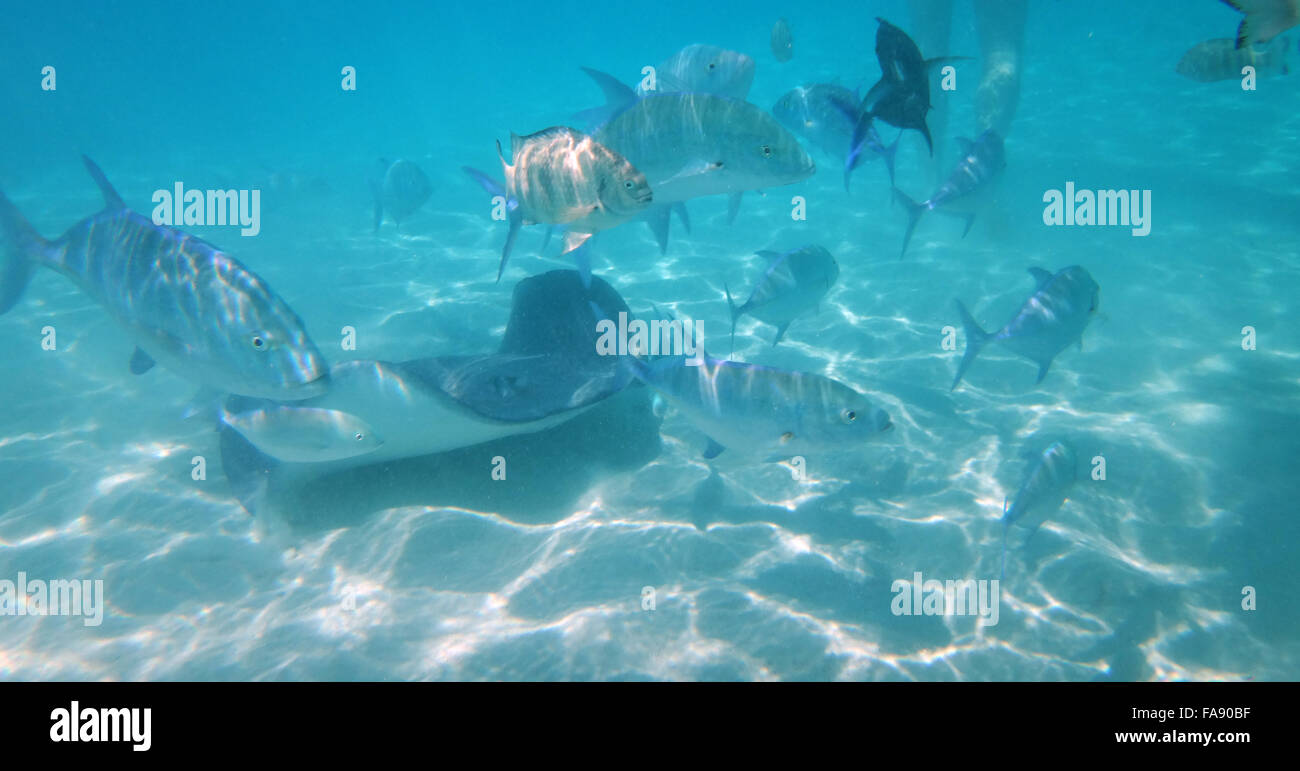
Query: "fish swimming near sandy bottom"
219 269 637 514
0 156 328 400
892 130 1005 259
771 18 794 63
635 44 756 101
370 158 432 233
998 441 1078 580
463 126 652 281
725 245 839 347
581 68 815 252
772 84 900 189
856 17 967 156
626 355 893 461
1220 0 1300 48
220 403 385 463
1176 36 1291 81
951 265 1100 390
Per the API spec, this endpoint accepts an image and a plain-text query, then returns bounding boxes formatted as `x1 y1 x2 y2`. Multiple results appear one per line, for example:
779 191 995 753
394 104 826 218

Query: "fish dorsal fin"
955 136 975 154
81 156 126 209
580 67 638 111
510 133 526 163
755 249 785 265
1028 267 1053 288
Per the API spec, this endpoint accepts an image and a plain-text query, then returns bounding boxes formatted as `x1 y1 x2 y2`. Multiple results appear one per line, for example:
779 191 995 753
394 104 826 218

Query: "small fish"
771 19 794 63
772 84 900 189
951 266 1099 390
371 158 432 233
1176 36 1290 81
725 245 839 347
221 403 384 463
1221 0 1300 48
637 44 756 100
464 126 652 281
0 156 328 400
892 130 1005 258
856 18 968 156
628 356 892 460
581 69 815 251
998 441 1078 580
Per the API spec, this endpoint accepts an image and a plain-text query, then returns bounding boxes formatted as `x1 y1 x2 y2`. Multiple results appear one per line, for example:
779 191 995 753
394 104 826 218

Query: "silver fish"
0 156 328 400
637 44 755 100
583 69 815 251
999 441 1078 580
952 266 1100 390
893 129 1005 259
1176 36 1290 82
222 404 384 463
371 158 432 233
772 84 900 189
725 245 839 347
1221 0 1300 48
467 126 652 281
629 356 892 460
771 19 794 63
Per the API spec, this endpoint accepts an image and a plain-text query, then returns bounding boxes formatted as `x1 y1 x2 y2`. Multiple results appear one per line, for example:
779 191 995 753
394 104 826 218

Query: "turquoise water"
1 0 1296 680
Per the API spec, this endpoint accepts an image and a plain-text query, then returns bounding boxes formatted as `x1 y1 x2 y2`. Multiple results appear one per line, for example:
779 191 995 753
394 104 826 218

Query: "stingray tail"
952 299 992 391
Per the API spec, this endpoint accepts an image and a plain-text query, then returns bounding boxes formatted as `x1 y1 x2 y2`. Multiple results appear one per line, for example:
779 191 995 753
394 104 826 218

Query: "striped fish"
999 441 1078 580
893 130 1006 259
0 156 328 400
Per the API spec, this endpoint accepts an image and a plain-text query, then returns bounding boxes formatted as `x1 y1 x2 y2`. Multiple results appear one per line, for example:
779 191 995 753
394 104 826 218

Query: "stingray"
218 269 635 514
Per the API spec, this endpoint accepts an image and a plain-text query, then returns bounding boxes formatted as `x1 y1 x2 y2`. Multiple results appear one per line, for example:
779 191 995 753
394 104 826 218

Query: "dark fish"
771 18 794 63
892 130 1005 258
772 84 900 189
371 159 432 233
0 157 328 399
1176 36 1290 81
1221 0 1300 48
951 265 1099 390
855 18 968 156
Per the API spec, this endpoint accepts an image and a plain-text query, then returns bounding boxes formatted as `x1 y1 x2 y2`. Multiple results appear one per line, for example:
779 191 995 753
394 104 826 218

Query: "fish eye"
760 145 772 158
251 335 268 351
713 160 724 169
354 432 364 442
624 180 634 189
708 62 717 70
841 409 857 424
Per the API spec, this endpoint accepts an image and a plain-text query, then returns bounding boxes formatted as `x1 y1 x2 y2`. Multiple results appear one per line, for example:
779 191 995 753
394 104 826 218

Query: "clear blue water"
1 0 1296 680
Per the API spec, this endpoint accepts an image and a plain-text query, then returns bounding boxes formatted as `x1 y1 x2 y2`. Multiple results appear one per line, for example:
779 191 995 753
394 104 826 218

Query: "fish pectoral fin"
644 205 672 254
1034 359 1054 384
702 437 727 460
128 346 156 375
562 230 594 255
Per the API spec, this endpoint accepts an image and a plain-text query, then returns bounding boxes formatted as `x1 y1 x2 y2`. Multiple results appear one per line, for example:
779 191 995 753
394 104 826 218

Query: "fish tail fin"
893 187 926 259
951 299 991 391
0 187 50 315
218 421 280 517
462 166 506 199
497 208 521 283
